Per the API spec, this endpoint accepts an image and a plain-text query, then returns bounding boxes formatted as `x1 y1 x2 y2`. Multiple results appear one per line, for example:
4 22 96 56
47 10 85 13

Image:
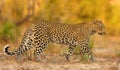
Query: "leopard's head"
91 19 105 35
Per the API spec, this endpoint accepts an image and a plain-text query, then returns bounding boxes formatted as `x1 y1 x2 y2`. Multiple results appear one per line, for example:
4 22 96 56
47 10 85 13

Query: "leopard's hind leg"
34 42 48 62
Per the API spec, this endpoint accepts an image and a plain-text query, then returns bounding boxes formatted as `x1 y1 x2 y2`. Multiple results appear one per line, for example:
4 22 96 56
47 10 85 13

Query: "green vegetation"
0 0 120 40
80 54 91 62
0 21 19 41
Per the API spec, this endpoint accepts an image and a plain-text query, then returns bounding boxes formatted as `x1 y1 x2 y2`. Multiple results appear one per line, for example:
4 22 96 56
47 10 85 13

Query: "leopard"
4 19 105 61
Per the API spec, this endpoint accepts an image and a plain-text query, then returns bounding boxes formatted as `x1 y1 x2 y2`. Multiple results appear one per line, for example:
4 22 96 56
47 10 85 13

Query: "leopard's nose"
98 32 105 35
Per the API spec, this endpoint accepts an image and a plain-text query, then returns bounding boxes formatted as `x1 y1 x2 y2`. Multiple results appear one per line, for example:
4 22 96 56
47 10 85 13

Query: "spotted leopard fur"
4 19 105 61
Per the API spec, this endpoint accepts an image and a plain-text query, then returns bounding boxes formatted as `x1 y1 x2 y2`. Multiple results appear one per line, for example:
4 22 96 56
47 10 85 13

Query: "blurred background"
0 0 120 55
0 0 120 41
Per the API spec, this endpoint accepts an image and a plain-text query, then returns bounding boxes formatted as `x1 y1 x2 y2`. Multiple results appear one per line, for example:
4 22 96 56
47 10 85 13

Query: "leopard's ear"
92 19 102 24
92 19 97 24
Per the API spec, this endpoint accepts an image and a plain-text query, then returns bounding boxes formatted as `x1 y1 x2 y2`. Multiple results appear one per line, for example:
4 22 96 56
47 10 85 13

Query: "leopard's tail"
4 45 17 56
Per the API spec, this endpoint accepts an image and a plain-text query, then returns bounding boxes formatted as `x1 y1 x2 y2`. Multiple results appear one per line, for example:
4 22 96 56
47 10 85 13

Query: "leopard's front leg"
66 46 76 61
80 42 94 61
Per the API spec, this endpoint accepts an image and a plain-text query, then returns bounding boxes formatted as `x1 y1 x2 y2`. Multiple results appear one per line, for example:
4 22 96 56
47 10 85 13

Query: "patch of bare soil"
0 53 120 70
0 36 120 70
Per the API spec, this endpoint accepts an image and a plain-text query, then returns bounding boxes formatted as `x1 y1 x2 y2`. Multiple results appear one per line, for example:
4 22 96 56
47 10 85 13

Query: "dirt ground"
0 35 120 70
